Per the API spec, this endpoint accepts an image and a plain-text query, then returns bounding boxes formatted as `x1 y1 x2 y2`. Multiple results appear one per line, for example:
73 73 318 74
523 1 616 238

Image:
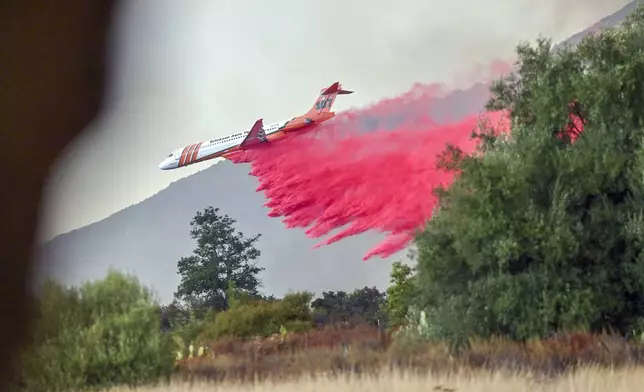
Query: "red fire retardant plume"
228 83 514 261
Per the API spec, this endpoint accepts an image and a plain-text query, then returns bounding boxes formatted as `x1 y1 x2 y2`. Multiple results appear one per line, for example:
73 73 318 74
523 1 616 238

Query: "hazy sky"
37 0 632 242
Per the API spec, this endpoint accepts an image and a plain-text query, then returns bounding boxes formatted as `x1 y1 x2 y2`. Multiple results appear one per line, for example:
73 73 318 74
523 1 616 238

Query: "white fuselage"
158 118 292 170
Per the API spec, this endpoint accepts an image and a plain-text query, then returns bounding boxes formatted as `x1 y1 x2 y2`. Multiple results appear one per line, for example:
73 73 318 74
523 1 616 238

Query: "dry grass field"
109 366 644 392
102 326 644 392
169 327 644 382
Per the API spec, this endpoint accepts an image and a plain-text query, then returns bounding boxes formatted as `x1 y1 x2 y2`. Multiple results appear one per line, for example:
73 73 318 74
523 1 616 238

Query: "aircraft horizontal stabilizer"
322 81 353 95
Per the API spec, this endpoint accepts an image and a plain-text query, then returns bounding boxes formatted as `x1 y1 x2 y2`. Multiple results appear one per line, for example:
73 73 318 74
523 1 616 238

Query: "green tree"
415 3 644 344
384 261 417 331
174 206 264 312
160 300 191 331
311 287 387 326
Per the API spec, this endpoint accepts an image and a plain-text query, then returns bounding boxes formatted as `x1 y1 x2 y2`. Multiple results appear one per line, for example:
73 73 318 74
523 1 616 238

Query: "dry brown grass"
174 326 644 383
109 366 644 391
101 326 644 391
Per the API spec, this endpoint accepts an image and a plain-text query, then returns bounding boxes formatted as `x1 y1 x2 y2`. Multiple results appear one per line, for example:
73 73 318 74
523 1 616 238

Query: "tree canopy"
414 4 644 343
311 286 386 326
174 206 264 312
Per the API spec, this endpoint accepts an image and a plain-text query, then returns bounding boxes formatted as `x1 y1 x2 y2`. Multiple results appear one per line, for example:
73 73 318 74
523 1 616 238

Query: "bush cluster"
198 291 315 342
15 271 175 392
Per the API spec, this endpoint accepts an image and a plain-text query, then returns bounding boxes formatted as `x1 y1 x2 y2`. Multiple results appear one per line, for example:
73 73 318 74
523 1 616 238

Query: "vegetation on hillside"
16 3 644 390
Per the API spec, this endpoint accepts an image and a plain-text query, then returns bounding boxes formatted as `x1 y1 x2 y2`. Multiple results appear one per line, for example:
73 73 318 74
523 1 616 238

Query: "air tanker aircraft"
158 81 353 170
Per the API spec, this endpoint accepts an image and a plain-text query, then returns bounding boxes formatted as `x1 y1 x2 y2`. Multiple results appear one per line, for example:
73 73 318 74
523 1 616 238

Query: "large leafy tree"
414 4 644 343
174 206 264 312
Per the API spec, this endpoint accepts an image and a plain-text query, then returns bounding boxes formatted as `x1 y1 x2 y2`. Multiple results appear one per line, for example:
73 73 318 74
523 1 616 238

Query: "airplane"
158 81 353 170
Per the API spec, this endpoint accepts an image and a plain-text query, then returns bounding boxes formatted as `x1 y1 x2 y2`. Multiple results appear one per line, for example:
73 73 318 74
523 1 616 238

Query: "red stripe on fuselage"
187 142 203 164
178 145 192 166
183 144 197 166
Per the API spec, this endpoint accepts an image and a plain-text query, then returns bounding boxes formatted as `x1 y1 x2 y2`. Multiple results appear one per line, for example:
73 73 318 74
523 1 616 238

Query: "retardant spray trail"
229 84 510 260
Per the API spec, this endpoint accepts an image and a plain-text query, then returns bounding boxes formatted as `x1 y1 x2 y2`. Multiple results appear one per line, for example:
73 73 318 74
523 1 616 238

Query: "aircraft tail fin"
307 81 353 115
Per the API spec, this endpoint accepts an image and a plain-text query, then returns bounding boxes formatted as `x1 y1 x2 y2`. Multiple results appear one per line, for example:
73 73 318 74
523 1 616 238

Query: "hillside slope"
35 2 639 304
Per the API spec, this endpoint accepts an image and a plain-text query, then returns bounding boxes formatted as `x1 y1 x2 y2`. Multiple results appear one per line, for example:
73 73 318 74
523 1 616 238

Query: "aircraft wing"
239 118 267 148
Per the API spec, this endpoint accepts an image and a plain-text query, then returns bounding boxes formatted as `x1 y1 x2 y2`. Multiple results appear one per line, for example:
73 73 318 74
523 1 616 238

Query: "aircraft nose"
158 160 168 170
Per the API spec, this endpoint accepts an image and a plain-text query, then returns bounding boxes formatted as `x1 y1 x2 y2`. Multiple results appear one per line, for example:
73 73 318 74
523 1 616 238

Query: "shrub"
172 310 211 359
384 261 417 331
199 291 314 342
16 270 176 391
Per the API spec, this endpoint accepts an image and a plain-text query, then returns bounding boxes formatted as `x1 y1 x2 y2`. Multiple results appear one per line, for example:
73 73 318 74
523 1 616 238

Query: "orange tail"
306 82 353 116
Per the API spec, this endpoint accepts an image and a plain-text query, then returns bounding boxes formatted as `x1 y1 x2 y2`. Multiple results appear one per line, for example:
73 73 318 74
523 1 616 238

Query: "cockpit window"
167 153 173 158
